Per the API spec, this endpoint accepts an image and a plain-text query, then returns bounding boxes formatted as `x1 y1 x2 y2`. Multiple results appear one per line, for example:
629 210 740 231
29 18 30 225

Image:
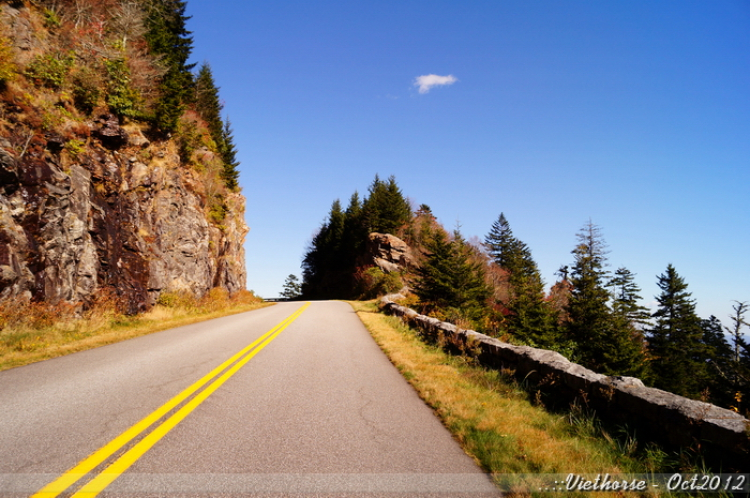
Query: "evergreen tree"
647 264 707 398
301 175 411 299
609 267 651 328
414 229 490 319
194 63 224 147
220 118 240 190
701 315 734 406
606 266 649 378
143 0 195 133
484 213 557 348
280 274 302 300
341 191 365 271
726 301 749 408
566 221 645 376
362 175 411 235
301 200 347 299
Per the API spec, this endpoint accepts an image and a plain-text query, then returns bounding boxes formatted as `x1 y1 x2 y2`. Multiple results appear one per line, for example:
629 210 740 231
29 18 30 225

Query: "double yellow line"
33 302 311 498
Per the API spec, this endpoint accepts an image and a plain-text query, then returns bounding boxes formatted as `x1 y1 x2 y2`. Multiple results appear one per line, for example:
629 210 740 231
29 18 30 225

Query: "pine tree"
301 200 346 299
414 229 490 319
566 221 645 376
143 0 195 133
647 264 707 398
280 274 302 300
609 267 651 328
341 191 365 271
362 175 411 235
194 63 224 147
220 118 240 190
726 301 749 407
484 213 557 348
701 315 734 406
606 267 649 378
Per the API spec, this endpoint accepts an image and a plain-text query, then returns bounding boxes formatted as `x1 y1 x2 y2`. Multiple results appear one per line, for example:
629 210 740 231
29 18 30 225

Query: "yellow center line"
33 302 311 498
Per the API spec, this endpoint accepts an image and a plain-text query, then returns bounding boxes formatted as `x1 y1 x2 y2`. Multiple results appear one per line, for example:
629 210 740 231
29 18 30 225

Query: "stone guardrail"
380 296 750 467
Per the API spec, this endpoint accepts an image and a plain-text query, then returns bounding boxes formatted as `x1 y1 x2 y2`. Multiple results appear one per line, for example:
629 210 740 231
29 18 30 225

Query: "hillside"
0 0 247 314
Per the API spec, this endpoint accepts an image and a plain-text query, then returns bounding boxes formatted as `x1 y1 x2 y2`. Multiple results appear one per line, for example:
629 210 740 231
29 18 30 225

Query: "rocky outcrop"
363 232 414 273
0 4 37 64
0 118 247 314
382 296 750 469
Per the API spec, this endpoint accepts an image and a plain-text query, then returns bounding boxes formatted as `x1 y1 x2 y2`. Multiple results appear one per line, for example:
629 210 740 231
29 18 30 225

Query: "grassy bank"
351 300 681 496
0 289 271 372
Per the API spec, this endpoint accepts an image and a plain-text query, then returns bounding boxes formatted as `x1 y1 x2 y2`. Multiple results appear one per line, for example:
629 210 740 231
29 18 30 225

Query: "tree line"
299 176 750 414
301 175 412 299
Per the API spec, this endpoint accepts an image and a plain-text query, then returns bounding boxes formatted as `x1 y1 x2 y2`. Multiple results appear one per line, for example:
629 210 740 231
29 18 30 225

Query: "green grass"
351 300 704 497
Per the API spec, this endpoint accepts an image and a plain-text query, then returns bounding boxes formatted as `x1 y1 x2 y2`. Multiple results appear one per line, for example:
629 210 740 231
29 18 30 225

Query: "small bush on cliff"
71 66 103 114
0 36 17 87
356 266 404 299
24 52 75 89
104 57 142 119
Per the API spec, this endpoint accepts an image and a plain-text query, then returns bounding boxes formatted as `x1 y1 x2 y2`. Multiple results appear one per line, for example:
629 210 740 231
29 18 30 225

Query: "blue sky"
185 0 749 327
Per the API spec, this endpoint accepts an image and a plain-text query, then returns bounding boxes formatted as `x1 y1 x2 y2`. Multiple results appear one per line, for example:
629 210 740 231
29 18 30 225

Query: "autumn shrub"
208 197 227 224
155 290 196 308
177 113 201 163
0 299 78 333
64 138 85 158
43 7 61 28
0 36 17 86
24 52 75 89
357 266 404 299
71 66 102 114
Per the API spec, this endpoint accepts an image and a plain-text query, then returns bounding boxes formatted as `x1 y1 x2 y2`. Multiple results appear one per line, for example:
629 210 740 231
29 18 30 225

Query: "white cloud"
414 74 458 94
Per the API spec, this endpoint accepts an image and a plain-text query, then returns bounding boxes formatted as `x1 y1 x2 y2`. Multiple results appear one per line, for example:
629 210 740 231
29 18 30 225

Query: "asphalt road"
0 301 501 497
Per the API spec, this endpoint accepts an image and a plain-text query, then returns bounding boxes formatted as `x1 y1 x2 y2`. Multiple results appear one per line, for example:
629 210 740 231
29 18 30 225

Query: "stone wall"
381 297 750 466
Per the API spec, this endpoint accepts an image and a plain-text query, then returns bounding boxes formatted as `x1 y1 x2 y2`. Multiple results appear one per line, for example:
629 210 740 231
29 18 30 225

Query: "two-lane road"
0 301 500 497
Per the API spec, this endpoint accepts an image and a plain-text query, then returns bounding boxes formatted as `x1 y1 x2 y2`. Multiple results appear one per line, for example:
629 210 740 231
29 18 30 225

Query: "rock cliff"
0 2 248 313
0 118 247 314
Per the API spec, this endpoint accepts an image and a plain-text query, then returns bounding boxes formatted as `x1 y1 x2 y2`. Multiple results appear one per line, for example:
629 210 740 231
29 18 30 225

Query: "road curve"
0 301 500 497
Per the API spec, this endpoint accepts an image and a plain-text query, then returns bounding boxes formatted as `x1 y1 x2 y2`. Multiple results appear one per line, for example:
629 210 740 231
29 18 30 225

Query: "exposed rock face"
0 119 248 314
0 5 36 64
364 232 414 273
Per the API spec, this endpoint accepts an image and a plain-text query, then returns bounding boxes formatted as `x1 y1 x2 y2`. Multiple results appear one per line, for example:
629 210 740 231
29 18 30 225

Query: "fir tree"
301 200 347 299
220 118 240 190
726 301 749 407
362 175 411 235
606 267 649 378
566 221 645 376
701 315 734 406
647 264 707 398
194 63 224 147
609 267 651 328
280 274 302 300
414 229 490 318
341 191 365 271
143 0 195 133
484 213 557 348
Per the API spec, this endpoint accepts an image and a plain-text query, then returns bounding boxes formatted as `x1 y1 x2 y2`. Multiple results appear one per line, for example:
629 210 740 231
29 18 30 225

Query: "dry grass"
351 300 671 497
0 289 271 372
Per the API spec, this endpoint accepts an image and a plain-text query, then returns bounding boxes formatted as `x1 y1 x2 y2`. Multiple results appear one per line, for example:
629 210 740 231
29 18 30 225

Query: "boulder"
364 232 414 273
93 114 129 150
